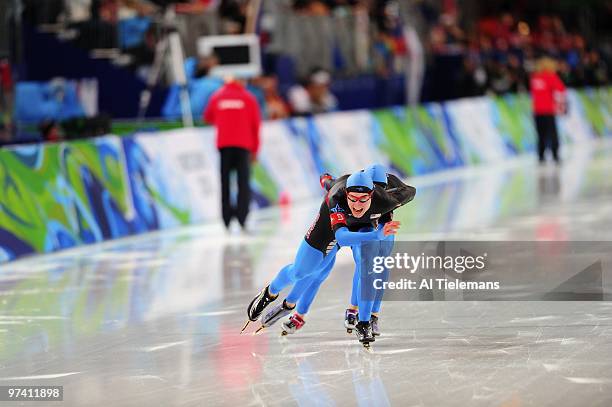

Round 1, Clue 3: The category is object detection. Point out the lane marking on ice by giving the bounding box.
[141,341,188,352]
[0,372,82,380]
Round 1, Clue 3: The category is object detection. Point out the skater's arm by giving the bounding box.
[321,173,350,192]
[335,222,399,247]
[379,211,394,226]
[385,174,416,206]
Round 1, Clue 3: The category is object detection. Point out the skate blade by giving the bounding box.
[346,329,353,334]
[254,325,266,335]
[240,320,251,334]
[362,343,373,353]
[281,330,288,336]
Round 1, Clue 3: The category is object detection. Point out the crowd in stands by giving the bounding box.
[162,54,336,121]
[20,1,612,90]
[170,5,610,119]
[4,1,610,146]
[428,11,610,99]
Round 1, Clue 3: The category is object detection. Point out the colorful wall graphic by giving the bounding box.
[1,87,610,263]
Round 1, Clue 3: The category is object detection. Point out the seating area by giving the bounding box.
[1,0,609,146]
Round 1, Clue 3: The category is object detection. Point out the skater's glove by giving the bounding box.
[320,173,334,190]
[377,221,400,239]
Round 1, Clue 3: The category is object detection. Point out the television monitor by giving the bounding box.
[197,34,261,78]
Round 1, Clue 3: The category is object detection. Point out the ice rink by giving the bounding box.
[2,141,612,406]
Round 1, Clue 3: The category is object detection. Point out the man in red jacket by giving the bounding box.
[204,77,261,230]
[530,57,567,163]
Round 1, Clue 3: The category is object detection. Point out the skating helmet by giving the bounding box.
[365,164,387,186]
[346,170,373,193]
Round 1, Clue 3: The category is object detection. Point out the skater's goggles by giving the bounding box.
[346,191,372,203]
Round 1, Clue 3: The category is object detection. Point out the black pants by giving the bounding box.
[219,147,251,228]
[534,114,559,162]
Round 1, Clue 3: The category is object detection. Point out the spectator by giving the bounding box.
[288,68,338,115]
[251,75,290,120]
[530,57,566,163]
[372,31,397,77]
[66,0,119,50]
[457,56,487,97]
[489,62,513,95]
[507,54,529,93]
[39,120,63,143]
[204,77,261,231]
[99,0,156,24]
[584,51,609,86]
[119,20,158,78]
[0,120,9,146]
[175,0,215,14]
[293,0,331,15]
[162,53,223,120]
[61,0,92,22]
[176,0,220,57]
[0,59,12,142]
[219,0,248,33]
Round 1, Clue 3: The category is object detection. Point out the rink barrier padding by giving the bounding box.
[1,87,610,263]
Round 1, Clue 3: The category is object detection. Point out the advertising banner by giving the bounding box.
[1,87,610,262]
[127,128,221,227]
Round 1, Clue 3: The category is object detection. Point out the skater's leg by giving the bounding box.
[276,249,337,335]
[349,245,361,308]
[269,240,325,296]
[341,245,361,332]
[287,245,337,306]
[370,240,390,336]
[286,275,316,305]
[349,227,373,309]
[351,238,379,345]
[357,240,379,323]
[371,268,389,314]
[263,246,337,330]
[245,241,325,329]
[295,247,337,315]
[372,236,394,314]
[358,301,375,323]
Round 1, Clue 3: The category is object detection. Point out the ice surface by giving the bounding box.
[1,142,612,406]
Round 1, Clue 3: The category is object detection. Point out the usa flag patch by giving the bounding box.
[330,213,346,226]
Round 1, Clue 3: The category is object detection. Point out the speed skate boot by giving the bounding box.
[281,313,306,336]
[255,300,294,334]
[370,315,380,336]
[344,309,358,334]
[355,320,375,348]
[242,286,277,333]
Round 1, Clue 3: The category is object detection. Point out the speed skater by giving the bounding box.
[243,165,415,347]
[288,165,414,342]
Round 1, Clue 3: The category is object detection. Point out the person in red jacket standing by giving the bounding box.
[204,77,261,230]
[530,57,567,163]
